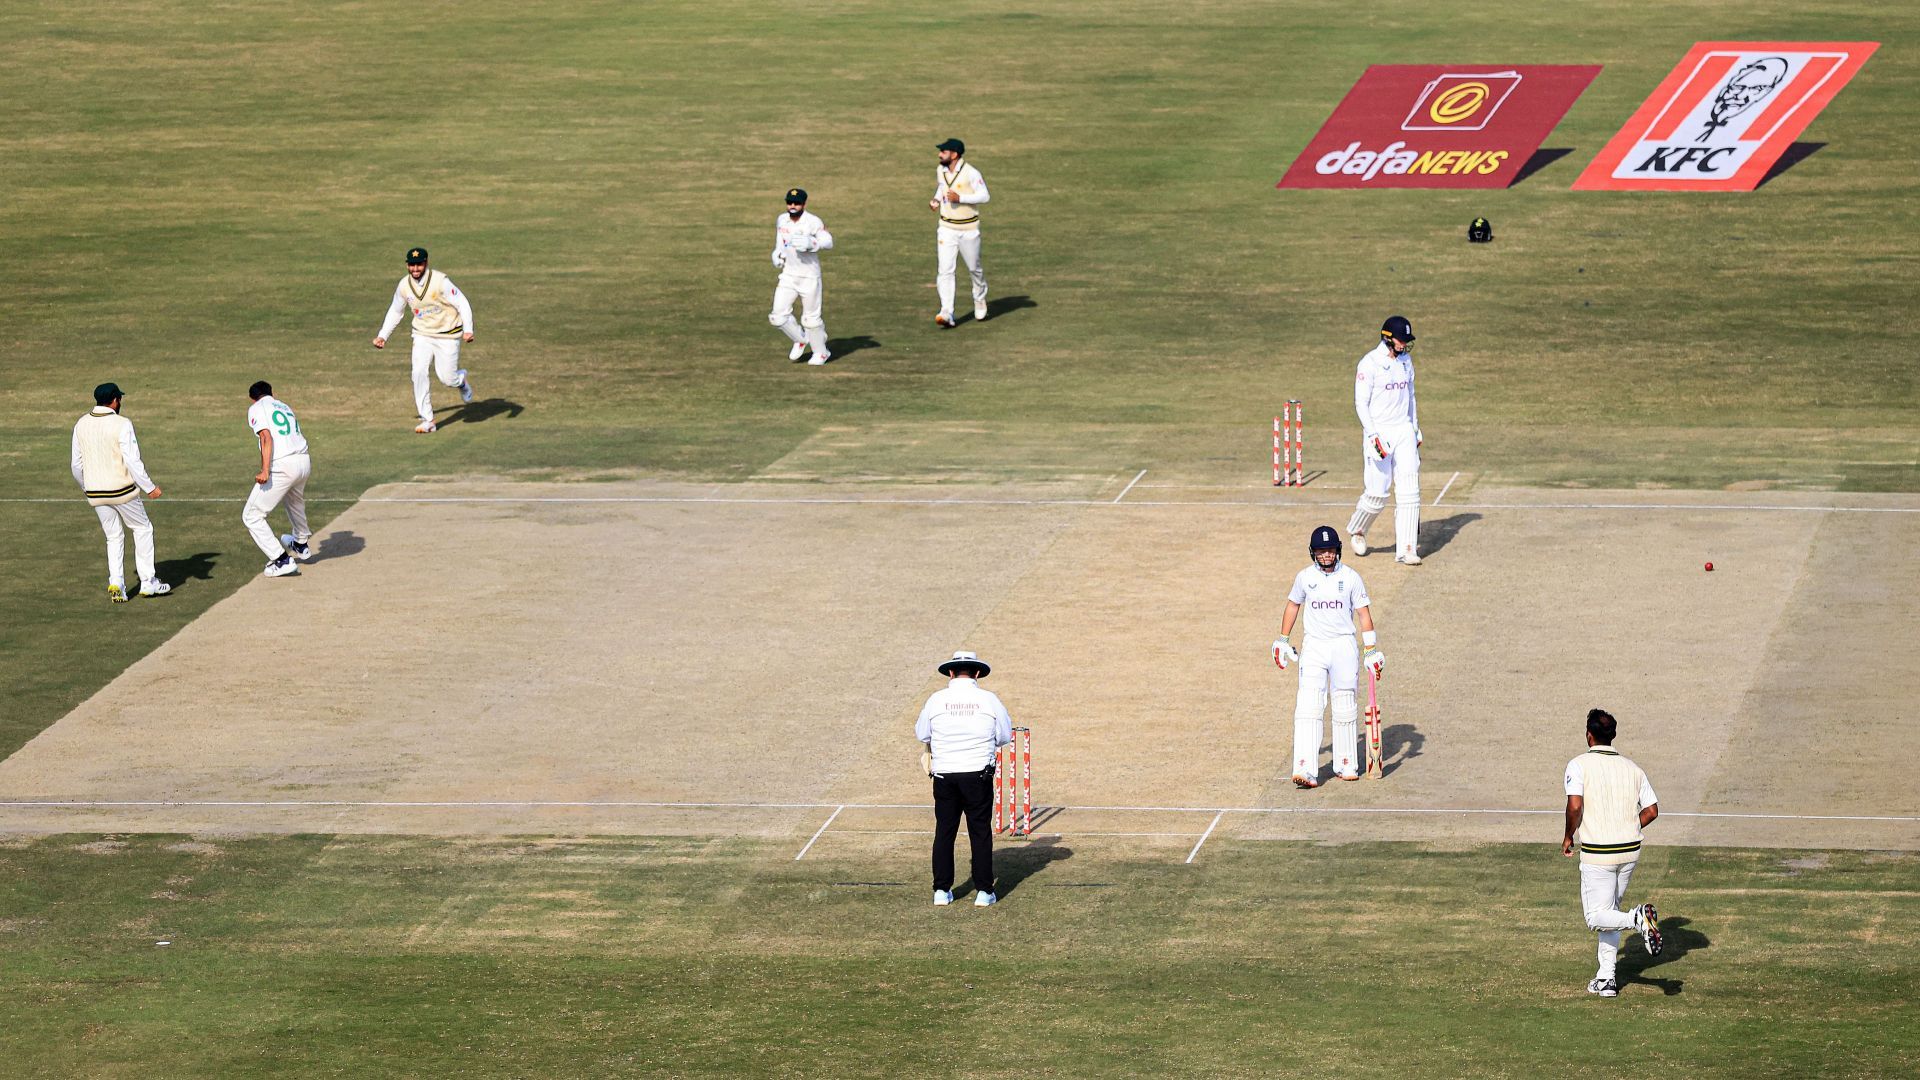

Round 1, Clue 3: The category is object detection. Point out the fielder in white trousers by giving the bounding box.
[243,454,312,559]
[94,501,158,588]
[936,227,986,320]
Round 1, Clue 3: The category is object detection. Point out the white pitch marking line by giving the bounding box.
[1,799,1914,824]
[1113,469,1148,503]
[794,804,844,861]
[1186,810,1226,863]
[1434,471,1460,506]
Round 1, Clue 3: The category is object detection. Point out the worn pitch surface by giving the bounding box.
[0,479,1913,850]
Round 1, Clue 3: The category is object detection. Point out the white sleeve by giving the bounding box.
[1354,359,1374,435]
[1563,757,1584,796]
[377,282,408,340]
[993,698,1013,747]
[1351,573,1371,611]
[1638,773,1657,808]
[1286,571,1307,605]
[959,169,989,205]
[71,424,85,487]
[1408,365,1420,430]
[119,423,156,493]
[444,278,475,333]
[915,698,937,744]
[812,226,833,252]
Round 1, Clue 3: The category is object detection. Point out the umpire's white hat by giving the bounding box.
[937,651,990,677]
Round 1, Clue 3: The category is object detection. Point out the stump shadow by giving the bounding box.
[965,835,1073,899]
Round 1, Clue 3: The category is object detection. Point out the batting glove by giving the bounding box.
[1274,640,1299,669]
[1370,434,1391,460]
[1364,648,1385,676]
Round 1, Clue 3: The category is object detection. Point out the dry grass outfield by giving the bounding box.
[0,479,1913,849]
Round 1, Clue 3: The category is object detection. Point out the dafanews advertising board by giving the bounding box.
[1573,42,1877,191]
[1278,65,1600,189]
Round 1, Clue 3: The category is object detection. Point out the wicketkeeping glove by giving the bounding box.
[788,235,814,253]
[1274,640,1299,669]
[1364,648,1385,676]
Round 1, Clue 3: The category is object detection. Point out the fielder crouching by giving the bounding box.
[915,651,1013,907]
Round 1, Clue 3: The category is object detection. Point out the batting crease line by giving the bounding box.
[793,805,843,861]
[2,800,1911,823]
[1186,810,1226,863]
[1,495,1916,513]
[1113,469,1147,503]
[1434,471,1460,506]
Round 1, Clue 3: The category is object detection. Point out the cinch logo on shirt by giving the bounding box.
[1310,599,1348,610]
[1379,379,1411,391]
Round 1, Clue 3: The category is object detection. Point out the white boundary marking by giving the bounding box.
[1186,810,1225,863]
[2,799,1910,824]
[793,804,843,860]
[1113,470,1148,503]
[1,494,1917,513]
[1434,471,1460,505]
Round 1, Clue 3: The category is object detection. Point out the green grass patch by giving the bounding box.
[1,836,1914,1076]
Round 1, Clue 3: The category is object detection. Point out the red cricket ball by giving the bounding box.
[1704,562,1714,571]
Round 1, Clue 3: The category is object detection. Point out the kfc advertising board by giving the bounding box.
[1278,65,1600,189]
[1573,42,1878,191]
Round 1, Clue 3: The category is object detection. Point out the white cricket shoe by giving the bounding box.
[414,420,437,434]
[108,583,130,603]
[973,891,997,907]
[1292,773,1319,789]
[974,302,988,322]
[1336,771,1360,782]
[934,311,955,328]
[807,353,831,366]
[1635,902,1664,956]
[281,534,314,561]
[1350,533,1368,556]
[1588,977,1618,998]
[263,555,299,578]
[1396,551,1422,565]
[138,579,171,597]
[789,341,808,361]
[932,889,953,907]
[457,371,474,403]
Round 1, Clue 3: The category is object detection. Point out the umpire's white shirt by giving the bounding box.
[916,678,1013,774]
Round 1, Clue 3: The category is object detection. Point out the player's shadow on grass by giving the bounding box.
[1510,148,1573,186]
[311,530,365,564]
[1419,512,1480,557]
[1381,723,1424,777]
[1756,142,1824,189]
[155,551,218,586]
[978,295,1036,322]
[826,335,881,359]
[437,398,525,425]
[969,834,1073,899]
[1622,916,1708,995]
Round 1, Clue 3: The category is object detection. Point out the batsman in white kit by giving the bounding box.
[373,246,476,433]
[1348,315,1424,564]
[1273,526,1385,786]
[242,381,314,578]
[769,188,835,365]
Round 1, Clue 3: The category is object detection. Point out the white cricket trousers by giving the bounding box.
[92,500,155,588]
[1291,634,1361,779]
[1356,425,1421,557]
[770,274,828,356]
[411,335,466,422]
[936,226,986,314]
[1579,860,1640,980]
[243,453,312,559]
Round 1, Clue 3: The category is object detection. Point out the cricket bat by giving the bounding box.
[1365,666,1384,778]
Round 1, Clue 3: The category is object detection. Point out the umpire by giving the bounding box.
[916,651,1013,907]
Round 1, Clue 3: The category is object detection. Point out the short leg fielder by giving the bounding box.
[93,501,156,589]
[411,337,467,424]
[242,455,313,560]
[1349,431,1420,561]
[936,227,986,319]
[1292,637,1362,782]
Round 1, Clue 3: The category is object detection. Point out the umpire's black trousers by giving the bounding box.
[931,766,995,894]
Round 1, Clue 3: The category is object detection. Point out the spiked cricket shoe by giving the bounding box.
[934,312,955,328]
[1351,533,1368,556]
[458,371,475,403]
[1396,551,1422,565]
[414,420,437,434]
[789,341,808,361]
[108,584,130,603]
[264,555,299,578]
[807,353,831,366]
[1635,902,1663,956]
[1588,978,1618,997]
[1292,773,1319,789]
[138,579,171,597]
[974,302,988,322]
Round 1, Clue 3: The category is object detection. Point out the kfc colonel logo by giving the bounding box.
[1279,65,1598,189]
[1574,42,1877,191]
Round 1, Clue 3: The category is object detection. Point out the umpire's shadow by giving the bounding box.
[1381,723,1424,777]
[1419,512,1480,557]
[1621,916,1709,996]
[964,835,1073,899]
